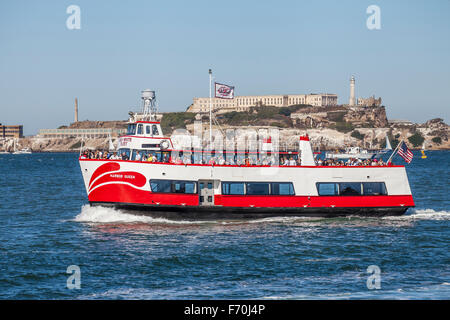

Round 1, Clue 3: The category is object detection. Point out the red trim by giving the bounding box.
[88,162,120,187]
[135,121,161,124]
[122,135,172,141]
[89,171,147,192]
[215,195,415,208]
[299,135,309,141]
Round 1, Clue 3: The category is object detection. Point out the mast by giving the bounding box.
[209,69,212,147]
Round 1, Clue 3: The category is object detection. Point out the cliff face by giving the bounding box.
[343,106,388,128]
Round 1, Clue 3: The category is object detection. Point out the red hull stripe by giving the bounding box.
[89,171,147,192]
[88,184,414,208]
[88,162,120,187]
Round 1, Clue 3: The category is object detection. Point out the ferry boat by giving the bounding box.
[325,134,393,160]
[78,90,415,219]
[13,147,32,154]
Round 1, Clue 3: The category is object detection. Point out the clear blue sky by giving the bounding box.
[1,0,449,135]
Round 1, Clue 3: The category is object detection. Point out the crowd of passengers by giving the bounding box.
[80,149,390,166]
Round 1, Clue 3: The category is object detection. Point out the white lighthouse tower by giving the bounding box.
[349,76,356,106]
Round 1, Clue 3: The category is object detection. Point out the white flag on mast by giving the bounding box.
[215,82,234,99]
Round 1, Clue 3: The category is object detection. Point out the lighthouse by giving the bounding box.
[349,76,355,106]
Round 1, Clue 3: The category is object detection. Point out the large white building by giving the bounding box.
[187,93,338,114]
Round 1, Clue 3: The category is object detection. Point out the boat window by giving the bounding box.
[126,124,136,135]
[363,182,387,196]
[150,179,197,194]
[152,125,159,136]
[137,124,144,135]
[150,180,172,193]
[222,182,245,195]
[271,182,295,195]
[246,182,270,195]
[338,182,362,196]
[317,183,339,196]
[146,125,151,135]
[173,181,196,194]
[118,148,131,160]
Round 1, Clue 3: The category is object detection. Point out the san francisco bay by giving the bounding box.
[0,151,448,299]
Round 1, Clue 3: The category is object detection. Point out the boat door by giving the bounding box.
[198,180,215,206]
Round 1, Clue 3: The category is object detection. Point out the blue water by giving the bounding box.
[0,151,448,299]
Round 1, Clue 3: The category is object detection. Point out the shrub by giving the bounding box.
[70,141,82,149]
[432,136,442,144]
[351,130,365,140]
[333,122,354,133]
[161,112,196,132]
[408,132,425,147]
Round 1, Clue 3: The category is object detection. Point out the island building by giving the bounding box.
[357,95,382,107]
[0,124,23,138]
[187,93,338,114]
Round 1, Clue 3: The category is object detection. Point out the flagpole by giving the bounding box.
[387,139,402,164]
[209,69,212,148]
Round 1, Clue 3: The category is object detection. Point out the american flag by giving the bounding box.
[397,141,413,163]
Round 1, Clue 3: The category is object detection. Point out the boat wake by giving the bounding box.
[74,205,450,226]
[384,208,450,221]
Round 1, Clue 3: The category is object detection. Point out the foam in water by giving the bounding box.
[74,204,208,225]
[384,208,450,221]
[74,204,450,226]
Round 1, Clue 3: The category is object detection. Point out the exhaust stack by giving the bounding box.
[299,135,315,166]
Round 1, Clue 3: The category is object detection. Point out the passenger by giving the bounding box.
[288,157,296,166]
[135,151,142,161]
[121,152,129,160]
[217,156,225,165]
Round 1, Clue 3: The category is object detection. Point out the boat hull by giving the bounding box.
[90,201,409,220]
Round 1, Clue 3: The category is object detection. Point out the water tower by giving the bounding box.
[141,89,157,121]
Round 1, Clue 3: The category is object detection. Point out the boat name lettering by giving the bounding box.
[109,174,135,179]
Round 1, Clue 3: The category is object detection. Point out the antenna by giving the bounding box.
[141,89,157,121]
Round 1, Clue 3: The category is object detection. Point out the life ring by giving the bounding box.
[160,140,170,150]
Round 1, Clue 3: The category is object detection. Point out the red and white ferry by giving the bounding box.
[79,90,415,219]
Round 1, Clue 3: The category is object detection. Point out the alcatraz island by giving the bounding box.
[1,77,448,153]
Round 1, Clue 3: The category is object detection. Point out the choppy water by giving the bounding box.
[0,151,448,299]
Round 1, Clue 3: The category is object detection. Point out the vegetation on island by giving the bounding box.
[408,131,425,148]
[432,136,442,144]
[160,112,196,133]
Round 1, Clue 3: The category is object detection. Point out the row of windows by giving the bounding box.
[222,182,295,196]
[148,180,387,196]
[149,179,295,196]
[127,124,160,136]
[316,182,387,196]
